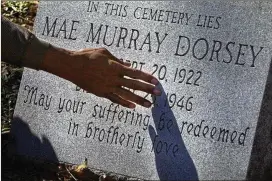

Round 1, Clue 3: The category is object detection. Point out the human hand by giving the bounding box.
[41,46,161,109]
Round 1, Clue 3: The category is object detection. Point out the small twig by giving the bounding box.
[65,165,78,181]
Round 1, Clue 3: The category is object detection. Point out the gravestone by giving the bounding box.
[12,1,272,180]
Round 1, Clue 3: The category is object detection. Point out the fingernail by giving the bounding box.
[129,104,135,109]
[151,78,159,85]
[153,88,161,96]
[144,102,151,108]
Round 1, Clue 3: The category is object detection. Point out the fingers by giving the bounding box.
[107,87,154,108]
[77,48,98,53]
[98,48,131,67]
[120,78,161,96]
[106,54,131,67]
[122,67,159,85]
[118,59,131,67]
[101,48,119,61]
[107,93,135,109]
[115,88,152,108]
[77,48,130,66]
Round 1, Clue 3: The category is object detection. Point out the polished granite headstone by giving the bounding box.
[12,1,272,180]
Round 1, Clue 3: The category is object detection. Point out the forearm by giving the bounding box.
[40,44,75,82]
[1,17,160,108]
[1,16,49,70]
[1,16,85,85]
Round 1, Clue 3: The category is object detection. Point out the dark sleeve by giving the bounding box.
[1,16,49,70]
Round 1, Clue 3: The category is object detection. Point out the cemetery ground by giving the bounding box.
[1,2,131,181]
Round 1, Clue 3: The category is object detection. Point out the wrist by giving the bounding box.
[23,36,50,70]
[41,45,74,81]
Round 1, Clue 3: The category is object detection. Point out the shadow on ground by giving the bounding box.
[2,117,59,180]
[11,117,58,161]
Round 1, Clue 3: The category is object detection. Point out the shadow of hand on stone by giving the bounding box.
[148,84,198,180]
[11,117,58,162]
